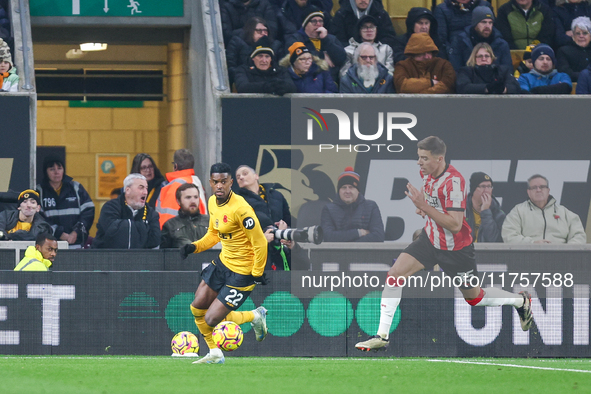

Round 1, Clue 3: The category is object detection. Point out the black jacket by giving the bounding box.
[321,193,385,242]
[160,210,209,248]
[465,194,506,242]
[329,0,397,49]
[392,7,445,63]
[557,40,591,82]
[234,61,297,95]
[276,0,333,43]
[286,28,347,80]
[220,0,278,45]
[92,194,161,249]
[456,64,521,93]
[0,209,52,240]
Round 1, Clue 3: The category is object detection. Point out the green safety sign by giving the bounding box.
[30,0,183,17]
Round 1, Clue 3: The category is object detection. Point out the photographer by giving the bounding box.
[236,165,293,270]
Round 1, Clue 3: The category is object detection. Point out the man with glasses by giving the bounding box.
[502,174,586,244]
[339,42,394,93]
[285,6,346,80]
[448,6,512,71]
[329,0,396,49]
[465,172,505,242]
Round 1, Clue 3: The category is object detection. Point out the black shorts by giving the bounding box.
[403,229,478,289]
[201,257,256,310]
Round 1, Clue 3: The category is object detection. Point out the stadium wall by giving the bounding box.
[0,95,31,193]
[0,246,589,357]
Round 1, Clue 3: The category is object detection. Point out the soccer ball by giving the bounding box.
[212,321,244,351]
[171,331,199,355]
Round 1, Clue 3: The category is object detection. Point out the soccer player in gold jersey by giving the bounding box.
[180,163,269,364]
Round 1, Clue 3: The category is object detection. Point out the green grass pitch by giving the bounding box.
[2,356,591,393]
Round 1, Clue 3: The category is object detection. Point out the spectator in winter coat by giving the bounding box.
[339,42,395,93]
[329,0,396,49]
[514,44,535,77]
[518,44,572,93]
[576,61,591,92]
[465,172,506,242]
[434,0,494,49]
[321,167,385,242]
[220,0,278,46]
[394,33,456,94]
[130,153,166,210]
[285,6,347,81]
[37,154,95,247]
[392,7,446,63]
[280,42,338,92]
[0,38,18,92]
[226,16,284,85]
[92,174,161,249]
[502,174,586,244]
[0,190,52,241]
[276,0,333,43]
[456,42,521,93]
[235,37,297,95]
[448,6,512,71]
[557,16,591,82]
[340,15,394,78]
[496,0,555,49]
[552,0,591,48]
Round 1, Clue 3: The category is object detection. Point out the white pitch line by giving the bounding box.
[428,359,591,373]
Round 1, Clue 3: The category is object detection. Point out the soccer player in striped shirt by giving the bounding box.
[355,136,533,351]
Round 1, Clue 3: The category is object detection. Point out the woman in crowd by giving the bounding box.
[456,43,521,94]
[557,16,591,82]
[130,153,165,209]
[226,16,284,85]
[280,42,338,93]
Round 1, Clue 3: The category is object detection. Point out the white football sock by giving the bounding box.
[377,283,402,340]
[477,287,524,308]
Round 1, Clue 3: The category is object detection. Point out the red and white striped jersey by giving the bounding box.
[421,164,473,250]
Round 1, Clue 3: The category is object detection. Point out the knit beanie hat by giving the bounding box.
[523,44,535,61]
[471,6,495,28]
[18,189,40,205]
[288,42,310,65]
[469,172,493,194]
[531,44,556,65]
[250,37,275,59]
[337,167,360,190]
[302,6,324,28]
[0,38,12,67]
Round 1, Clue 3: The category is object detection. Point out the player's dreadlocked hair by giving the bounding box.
[210,162,233,176]
[417,136,446,157]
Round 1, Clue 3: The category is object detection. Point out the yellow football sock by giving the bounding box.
[190,305,216,350]
[225,310,255,325]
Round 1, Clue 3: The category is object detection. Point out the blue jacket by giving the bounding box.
[339,63,395,93]
[433,0,494,46]
[321,193,385,242]
[448,26,512,71]
[286,29,347,80]
[465,194,506,242]
[576,65,591,93]
[518,68,572,93]
[286,62,338,93]
[37,175,95,244]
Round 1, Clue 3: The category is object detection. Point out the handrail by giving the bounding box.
[206,0,227,91]
[15,0,33,90]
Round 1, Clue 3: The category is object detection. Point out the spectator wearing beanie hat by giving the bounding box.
[279,41,337,92]
[518,43,572,94]
[514,44,535,78]
[465,172,505,242]
[235,36,297,95]
[0,38,18,92]
[36,154,95,246]
[285,6,347,81]
[320,166,385,242]
[0,189,52,241]
[433,0,494,49]
[448,5,512,71]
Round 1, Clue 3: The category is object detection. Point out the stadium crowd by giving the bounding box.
[225,0,591,94]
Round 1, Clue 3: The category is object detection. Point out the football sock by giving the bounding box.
[377,276,403,340]
[470,287,524,307]
[225,310,254,325]
[191,305,216,349]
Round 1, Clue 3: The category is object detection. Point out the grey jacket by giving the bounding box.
[161,210,209,248]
